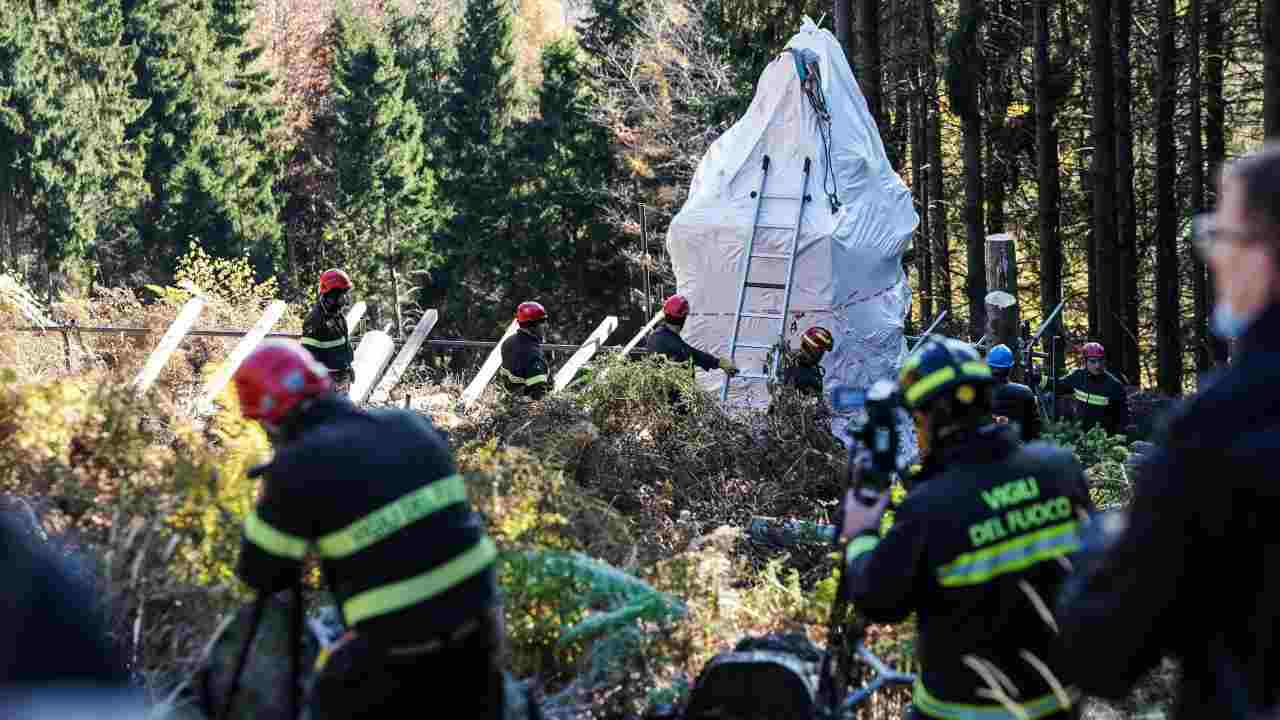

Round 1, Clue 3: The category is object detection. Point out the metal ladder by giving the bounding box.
[721,154,813,401]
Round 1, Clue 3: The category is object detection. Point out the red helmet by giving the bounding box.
[663,295,690,320]
[234,340,332,425]
[801,326,834,354]
[319,269,353,296]
[1082,342,1105,359]
[516,301,547,324]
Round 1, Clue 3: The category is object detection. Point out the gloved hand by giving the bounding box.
[718,357,740,376]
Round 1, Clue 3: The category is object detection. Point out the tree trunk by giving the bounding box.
[1156,0,1183,394]
[959,0,986,342]
[1035,0,1064,378]
[835,0,853,66]
[1189,0,1211,380]
[858,0,883,136]
[985,234,1019,367]
[386,212,404,339]
[1266,0,1280,136]
[1091,0,1119,358]
[1114,0,1139,386]
[913,40,932,323]
[1205,0,1231,366]
[925,0,951,328]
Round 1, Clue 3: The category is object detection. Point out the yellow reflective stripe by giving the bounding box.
[244,510,310,560]
[938,521,1080,587]
[914,679,1070,720]
[316,474,467,559]
[961,361,992,378]
[500,368,547,386]
[300,336,347,349]
[342,537,497,624]
[905,366,955,405]
[1073,389,1109,406]
[525,374,548,386]
[845,535,879,564]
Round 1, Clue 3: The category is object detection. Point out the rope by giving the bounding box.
[789,49,842,214]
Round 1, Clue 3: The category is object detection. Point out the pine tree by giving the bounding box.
[123,0,282,277]
[0,0,148,294]
[329,7,433,335]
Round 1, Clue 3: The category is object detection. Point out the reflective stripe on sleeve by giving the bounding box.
[341,537,498,624]
[244,510,310,560]
[845,535,880,564]
[300,336,347,349]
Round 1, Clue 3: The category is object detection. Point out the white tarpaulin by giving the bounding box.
[665,17,919,449]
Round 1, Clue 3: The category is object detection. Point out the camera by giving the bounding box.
[831,378,906,505]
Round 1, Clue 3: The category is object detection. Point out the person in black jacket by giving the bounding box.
[1056,143,1280,719]
[232,340,504,720]
[499,301,551,400]
[0,510,140,715]
[986,343,1042,442]
[839,335,1094,720]
[301,269,356,391]
[644,294,739,376]
[782,326,833,397]
[1050,343,1130,437]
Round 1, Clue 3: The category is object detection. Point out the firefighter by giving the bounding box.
[1051,342,1130,437]
[499,302,551,400]
[838,335,1094,720]
[986,343,1042,442]
[300,269,356,391]
[643,295,740,377]
[782,326,833,397]
[232,340,504,719]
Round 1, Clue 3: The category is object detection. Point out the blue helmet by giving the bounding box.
[987,344,1014,369]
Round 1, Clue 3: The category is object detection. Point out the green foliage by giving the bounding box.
[0,0,148,274]
[1043,419,1131,469]
[328,4,438,328]
[122,0,282,276]
[144,240,281,314]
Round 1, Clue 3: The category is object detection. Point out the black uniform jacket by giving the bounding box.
[499,329,550,399]
[845,425,1094,718]
[992,379,1043,442]
[236,395,498,643]
[643,325,719,371]
[301,302,354,376]
[782,359,824,396]
[1054,369,1129,436]
[1056,302,1280,718]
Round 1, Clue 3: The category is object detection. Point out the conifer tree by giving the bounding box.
[329,7,434,335]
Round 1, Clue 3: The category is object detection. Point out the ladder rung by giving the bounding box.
[735,373,771,380]
[745,282,787,290]
[741,312,784,320]
[735,342,774,350]
[757,224,797,231]
[751,252,790,260]
[762,194,804,200]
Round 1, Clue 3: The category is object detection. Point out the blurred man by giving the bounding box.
[233,340,504,719]
[987,343,1042,441]
[1056,143,1280,717]
[782,327,834,397]
[1050,342,1130,437]
[644,295,739,377]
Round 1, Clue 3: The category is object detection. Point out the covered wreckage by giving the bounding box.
[665,18,919,450]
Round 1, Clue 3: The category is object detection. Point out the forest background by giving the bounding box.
[1,0,1275,393]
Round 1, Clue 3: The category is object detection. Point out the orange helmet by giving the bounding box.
[516,301,547,325]
[318,269,352,296]
[801,326,834,354]
[234,340,332,425]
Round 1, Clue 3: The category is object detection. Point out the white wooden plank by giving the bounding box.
[345,301,367,333]
[132,297,206,393]
[460,319,520,408]
[348,330,396,405]
[368,309,438,405]
[553,316,618,394]
[195,300,286,416]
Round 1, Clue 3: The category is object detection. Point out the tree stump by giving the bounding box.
[985,233,1021,373]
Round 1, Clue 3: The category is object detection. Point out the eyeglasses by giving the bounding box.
[1192,213,1256,257]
